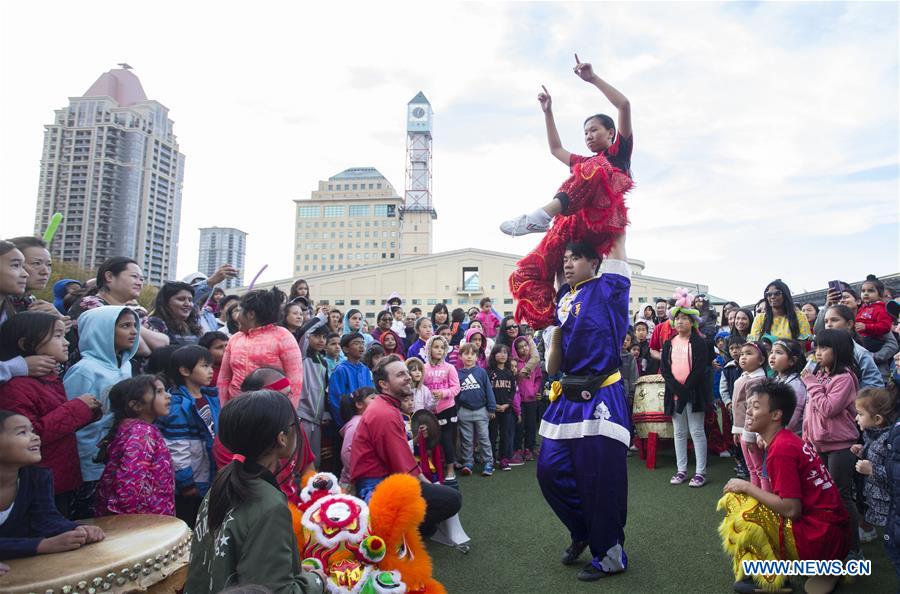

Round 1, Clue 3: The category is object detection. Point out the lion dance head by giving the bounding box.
[290,472,445,594]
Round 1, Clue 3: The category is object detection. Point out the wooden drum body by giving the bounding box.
[1,514,191,594]
[632,374,673,439]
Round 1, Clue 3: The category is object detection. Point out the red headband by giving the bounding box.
[264,377,291,392]
[232,454,245,463]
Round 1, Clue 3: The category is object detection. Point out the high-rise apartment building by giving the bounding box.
[292,168,403,276]
[198,227,246,289]
[34,66,185,284]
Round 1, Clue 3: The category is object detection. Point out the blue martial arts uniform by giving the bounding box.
[536,258,631,574]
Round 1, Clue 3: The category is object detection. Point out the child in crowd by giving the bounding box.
[328,333,374,428]
[94,375,174,516]
[632,321,658,375]
[339,387,377,491]
[63,306,140,518]
[0,313,101,515]
[0,410,105,559]
[660,307,710,488]
[391,306,407,339]
[456,343,497,477]
[158,345,220,526]
[299,325,329,465]
[437,324,456,362]
[343,309,374,347]
[488,344,517,471]
[802,328,862,557]
[856,275,893,354]
[198,331,228,388]
[362,343,385,371]
[721,380,849,594]
[423,335,461,482]
[457,327,490,370]
[768,339,807,435]
[719,335,746,406]
[619,331,638,400]
[407,358,432,413]
[852,388,894,545]
[512,335,543,463]
[324,332,345,374]
[476,297,501,338]
[731,342,768,491]
[378,328,406,360]
[185,391,325,594]
[217,288,303,409]
[406,317,434,361]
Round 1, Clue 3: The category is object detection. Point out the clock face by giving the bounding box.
[411,106,426,119]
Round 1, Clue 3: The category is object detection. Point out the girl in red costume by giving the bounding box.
[503,55,633,330]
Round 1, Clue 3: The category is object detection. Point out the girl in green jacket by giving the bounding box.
[185,390,324,594]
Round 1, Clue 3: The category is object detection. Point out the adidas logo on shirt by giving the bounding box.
[460,374,482,391]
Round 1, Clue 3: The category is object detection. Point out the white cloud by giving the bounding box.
[0,1,896,305]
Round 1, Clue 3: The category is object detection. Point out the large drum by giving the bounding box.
[632,374,673,439]
[1,514,191,594]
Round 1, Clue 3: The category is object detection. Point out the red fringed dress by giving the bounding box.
[510,135,634,329]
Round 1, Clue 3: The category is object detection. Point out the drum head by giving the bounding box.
[1,514,191,594]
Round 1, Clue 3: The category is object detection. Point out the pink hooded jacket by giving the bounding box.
[452,327,489,370]
[423,335,461,414]
[511,336,543,404]
[802,371,859,453]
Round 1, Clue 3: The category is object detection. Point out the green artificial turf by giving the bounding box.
[428,447,896,593]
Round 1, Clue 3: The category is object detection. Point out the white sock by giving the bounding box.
[530,208,552,225]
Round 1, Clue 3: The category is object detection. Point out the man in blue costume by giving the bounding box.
[536,231,631,582]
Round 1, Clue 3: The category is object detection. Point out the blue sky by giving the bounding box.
[0,1,897,304]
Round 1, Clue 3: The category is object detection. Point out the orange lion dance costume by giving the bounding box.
[510,153,633,329]
[290,472,445,594]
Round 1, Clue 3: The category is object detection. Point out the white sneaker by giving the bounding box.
[859,526,878,544]
[500,209,551,237]
[719,451,732,458]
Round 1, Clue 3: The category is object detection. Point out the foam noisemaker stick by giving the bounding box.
[247,264,268,290]
[42,213,63,244]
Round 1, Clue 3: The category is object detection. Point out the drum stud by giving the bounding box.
[120,568,130,577]
[61,587,73,594]
[115,578,126,586]
[133,563,142,573]
[102,583,111,591]
[92,578,102,587]
[142,568,151,576]
[155,553,163,563]
[77,581,88,590]
[105,573,115,582]
[87,588,96,594]
[45,590,55,594]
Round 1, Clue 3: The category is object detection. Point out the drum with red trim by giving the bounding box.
[632,374,673,439]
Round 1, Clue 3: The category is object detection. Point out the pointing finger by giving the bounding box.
[575,53,580,64]
[541,84,549,94]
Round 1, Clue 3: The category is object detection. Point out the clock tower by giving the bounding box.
[400,91,436,258]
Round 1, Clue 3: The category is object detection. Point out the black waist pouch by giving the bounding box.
[560,371,615,402]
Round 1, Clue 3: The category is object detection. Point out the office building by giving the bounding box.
[198,227,246,289]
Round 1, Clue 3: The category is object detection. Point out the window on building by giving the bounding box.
[335,299,345,306]
[638,297,646,303]
[343,184,349,190]
[304,265,309,271]
[443,299,453,305]
[351,300,360,306]
[365,312,375,319]
[324,205,345,217]
[503,298,513,305]
[365,299,376,306]
[377,183,382,189]
[412,299,421,305]
[462,267,480,291]
[426,299,437,305]
[298,206,320,218]
[349,205,369,217]
[459,299,469,305]
[352,184,357,190]
[390,253,395,258]
[328,184,333,191]
[368,183,374,189]
[374,204,388,216]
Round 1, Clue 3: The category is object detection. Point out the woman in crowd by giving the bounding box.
[146,282,204,347]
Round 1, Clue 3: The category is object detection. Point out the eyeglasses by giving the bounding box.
[505,326,518,331]
[765,290,783,298]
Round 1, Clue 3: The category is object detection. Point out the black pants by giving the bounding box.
[436,406,458,465]
[420,481,463,537]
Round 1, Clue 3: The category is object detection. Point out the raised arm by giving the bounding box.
[538,85,572,166]
[574,55,632,139]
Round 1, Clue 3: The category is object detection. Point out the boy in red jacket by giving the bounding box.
[856,275,893,353]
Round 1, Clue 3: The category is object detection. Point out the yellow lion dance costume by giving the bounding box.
[290,472,446,594]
